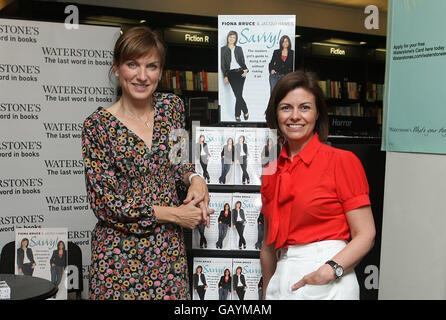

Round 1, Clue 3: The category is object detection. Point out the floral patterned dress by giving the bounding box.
[81,92,195,300]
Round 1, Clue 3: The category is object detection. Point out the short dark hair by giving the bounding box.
[226,31,238,45]
[265,70,329,142]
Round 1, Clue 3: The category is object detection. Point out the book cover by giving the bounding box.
[15,228,68,300]
[192,257,233,300]
[193,126,237,185]
[232,258,263,300]
[218,15,296,123]
[231,193,263,251]
[192,192,233,250]
[234,127,275,186]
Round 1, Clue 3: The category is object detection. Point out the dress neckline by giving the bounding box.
[98,105,157,155]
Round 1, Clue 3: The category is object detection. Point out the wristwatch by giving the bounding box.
[325,260,344,279]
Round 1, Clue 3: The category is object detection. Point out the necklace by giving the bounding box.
[121,101,153,128]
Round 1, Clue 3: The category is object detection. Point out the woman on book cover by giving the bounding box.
[193,265,207,300]
[268,35,294,93]
[219,137,234,184]
[197,223,208,249]
[216,203,231,249]
[16,238,35,276]
[233,266,247,300]
[50,241,67,290]
[261,137,277,169]
[218,268,232,300]
[196,135,211,183]
[232,201,247,249]
[235,135,250,184]
[221,30,249,122]
[255,212,265,250]
[258,276,264,300]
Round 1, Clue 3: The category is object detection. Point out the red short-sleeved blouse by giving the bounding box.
[260,133,370,249]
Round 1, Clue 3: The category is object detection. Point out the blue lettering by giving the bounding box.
[239,28,282,49]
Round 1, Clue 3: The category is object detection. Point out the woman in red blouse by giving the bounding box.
[260,71,375,300]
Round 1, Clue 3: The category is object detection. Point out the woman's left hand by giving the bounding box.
[291,264,335,291]
[183,176,214,226]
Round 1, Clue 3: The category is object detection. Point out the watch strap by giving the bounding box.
[188,172,204,184]
[325,260,343,279]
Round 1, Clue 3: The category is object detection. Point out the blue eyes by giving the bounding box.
[126,62,159,69]
[279,105,311,111]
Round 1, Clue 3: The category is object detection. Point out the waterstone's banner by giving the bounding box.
[0,18,120,298]
[218,15,295,123]
[382,0,446,154]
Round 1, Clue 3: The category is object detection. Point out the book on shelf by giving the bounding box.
[332,103,363,117]
[193,127,277,186]
[191,257,263,301]
[192,192,263,252]
[159,69,218,92]
[318,79,361,100]
[366,82,384,101]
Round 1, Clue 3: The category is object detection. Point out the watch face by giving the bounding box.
[335,266,344,277]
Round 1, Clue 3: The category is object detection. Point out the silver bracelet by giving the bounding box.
[188,172,204,185]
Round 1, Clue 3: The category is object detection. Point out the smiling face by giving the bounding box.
[113,51,162,102]
[227,34,237,45]
[277,87,319,155]
[282,37,290,49]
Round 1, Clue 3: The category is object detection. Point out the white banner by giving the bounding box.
[0,18,120,299]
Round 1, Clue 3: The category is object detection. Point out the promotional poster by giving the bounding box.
[15,228,68,299]
[382,0,446,154]
[218,15,296,123]
[193,126,236,185]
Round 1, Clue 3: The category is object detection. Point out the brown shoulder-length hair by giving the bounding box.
[112,25,166,69]
[265,70,329,142]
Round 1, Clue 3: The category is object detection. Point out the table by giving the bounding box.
[0,274,58,300]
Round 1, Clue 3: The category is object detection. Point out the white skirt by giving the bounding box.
[265,240,359,300]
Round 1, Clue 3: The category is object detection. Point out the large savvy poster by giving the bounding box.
[0,18,120,298]
[218,15,295,123]
[382,0,446,154]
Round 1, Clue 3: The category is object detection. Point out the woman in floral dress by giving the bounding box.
[81,26,212,300]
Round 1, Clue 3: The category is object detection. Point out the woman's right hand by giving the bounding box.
[224,76,229,85]
[271,69,276,75]
[174,193,206,229]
